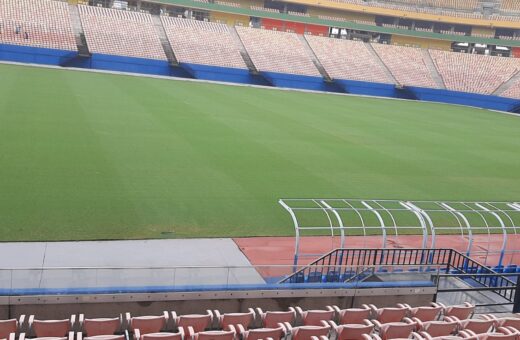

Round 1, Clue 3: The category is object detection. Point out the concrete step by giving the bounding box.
[365,42,399,86]
[229,27,259,74]
[151,15,178,66]
[68,3,90,57]
[298,34,332,82]
[423,49,446,89]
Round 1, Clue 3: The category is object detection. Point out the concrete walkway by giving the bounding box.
[0,239,265,291]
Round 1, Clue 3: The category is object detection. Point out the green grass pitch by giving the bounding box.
[0,63,519,241]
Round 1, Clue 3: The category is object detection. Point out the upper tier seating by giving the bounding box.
[235,26,321,77]
[78,5,166,60]
[0,0,76,51]
[429,50,520,95]
[370,0,479,11]
[371,44,439,88]
[500,0,520,14]
[305,36,394,84]
[161,17,247,69]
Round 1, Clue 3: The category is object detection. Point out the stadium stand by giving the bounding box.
[304,36,394,84]
[371,0,480,11]
[429,50,520,95]
[501,80,520,100]
[500,0,520,14]
[4,303,520,340]
[235,26,321,77]
[0,0,76,51]
[160,17,247,69]
[78,5,166,60]
[371,44,439,88]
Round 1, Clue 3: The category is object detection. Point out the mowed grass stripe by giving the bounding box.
[0,64,519,241]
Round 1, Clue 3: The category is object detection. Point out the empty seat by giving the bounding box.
[0,316,24,340]
[79,315,121,336]
[187,329,235,340]
[295,307,334,326]
[432,303,475,320]
[328,320,375,340]
[229,324,285,340]
[78,335,127,340]
[171,311,212,333]
[458,327,519,340]
[367,305,409,323]
[398,304,442,322]
[413,319,459,337]
[445,316,494,334]
[134,330,183,340]
[214,310,255,330]
[481,315,520,331]
[329,305,371,325]
[372,319,418,340]
[28,315,75,338]
[255,308,296,328]
[282,323,330,340]
[125,313,169,335]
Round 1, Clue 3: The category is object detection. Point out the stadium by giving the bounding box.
[1,0,520,339]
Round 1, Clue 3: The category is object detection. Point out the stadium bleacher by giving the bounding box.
[160,17,247,70]
[371,44,439,88]
[0,0,76,51]
[78,5,166,60]
[4,303,520,340]
[235,26,321,77]
[429,50,520,95]
[305,36,394,84]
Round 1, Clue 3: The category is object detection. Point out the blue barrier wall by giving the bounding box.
[261,72,331,91]
[0,44,77,66]
[180,63,271,86]
[1,45,520,113]
[89,53,172,76]
[407,87,520,113]
[336,79,401,98]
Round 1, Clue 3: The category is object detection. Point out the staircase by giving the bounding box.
[230,27,259,74]
[68,3,90,57]
[151,15,178,66]
[365,43,400,86]
[298,35,332,82]
[424,50,446,89]
[493,69,520,97]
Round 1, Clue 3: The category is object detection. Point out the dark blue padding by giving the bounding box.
[89,53,172,76]
[261,72,329,91]
[180,63,271,86]
[407,86,520,112]
[0,43,77,66]
[0,280,435,296]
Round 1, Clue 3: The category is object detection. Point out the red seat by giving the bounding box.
[481,315,520,331]
[295,307,335,326]
[458,327,519,340]
[214,310,254,331]
[372,319,417,340]
[432,303,475,320]
[445,317,494,334]
[79,315,121,336]
[29,315,75,338]
[413,319,458,337]
[125,313,169,336]
[328,320,374,340]
[329,305,371,325]
[368,305,410,324]
[187,328,235,340]
[172,311,212,333]
[0,317,24,340]
[136,331,184,340]
[255,308,296,328]
[229,324,285,340]
[283,323,330,340]
[80,335,127,340]
[399,304,442,322]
